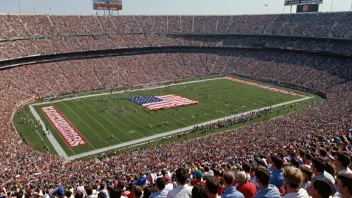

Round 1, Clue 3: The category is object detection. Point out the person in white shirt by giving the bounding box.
[299,165,312,191]
[149,178,168,198]
[334,151,352,175]
[163,176,173,192]
[166,168,192,198]
[335,173,352,198]
[282,166,309,198]
[86,186,98,198]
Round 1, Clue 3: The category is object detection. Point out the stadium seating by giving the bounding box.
[0,12,351,197]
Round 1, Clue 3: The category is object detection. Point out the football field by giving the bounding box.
[17,77,312,159]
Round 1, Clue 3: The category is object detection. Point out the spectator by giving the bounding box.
[269,155,284,189]
[205,176,220,198]
[235,171,256,198]
[163,176,174,192]
[191,185,207,198]
[97,192,105,198]
[86,186,97,198]
[308,179,333,198]
[221,171,244,198]
[253,166,280,198]
[299,165,313,191]
[133,186,143,198]
[149,178,168,198]
[166,168,192,198]
[335,173,352,198]
[311,158,335,187]
[143,186,152,198]
[334,151,352,174]
[282,166,309,198]
[191,171,204,186]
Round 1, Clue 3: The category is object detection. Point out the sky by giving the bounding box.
[0,0,351,15]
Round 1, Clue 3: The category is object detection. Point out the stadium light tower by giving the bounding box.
[264,4,269,14]
[17,0,22,14]
[33,0,36,14]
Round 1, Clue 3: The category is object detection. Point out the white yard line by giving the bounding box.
[65,96,313,161]
[28,77,312,161]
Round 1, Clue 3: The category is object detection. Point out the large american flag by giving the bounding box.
[127,94,198,111]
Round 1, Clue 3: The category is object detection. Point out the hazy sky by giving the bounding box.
[0,0,351,15]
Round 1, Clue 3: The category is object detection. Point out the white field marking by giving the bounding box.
[65,96,313,161]
[29,105,69,158]
[80,97,143,140]
[69,100,121,143]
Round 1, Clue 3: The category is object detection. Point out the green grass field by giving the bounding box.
[14,77,315,158]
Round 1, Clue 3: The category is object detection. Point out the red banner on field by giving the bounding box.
[41,105,87,148]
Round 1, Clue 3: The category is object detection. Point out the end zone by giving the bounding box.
[41,105,87,148]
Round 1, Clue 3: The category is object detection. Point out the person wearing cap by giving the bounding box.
[166,168,192,198]
[235,171,256,198]
[334,151,352,175]
[253,166,280,198]
[190,171,204,186]
[134,177,147,190]
[51,185,64,198]
[221,171,244,198]
[149,178,168,198]
[282,166,309,198]
[163,176,173,192]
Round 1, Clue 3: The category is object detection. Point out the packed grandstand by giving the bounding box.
[0,11,352,198]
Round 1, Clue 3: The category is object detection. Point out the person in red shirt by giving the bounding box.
[235,171,257,198]
[191,170,205,186]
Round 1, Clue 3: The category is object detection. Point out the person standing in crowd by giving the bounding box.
[335,173,352,198]
[191,185,207,198]
[221,171,244,198]
[167,168,192,198]
[205,176,221,198]
[163,176,174,192]
[299,165,312,191]
[150,178,168,198]
[308,179,334,198]
[191,171,205,186]
[235,171,256,198]
[253,166,281,198]
[311,158,335,186]
[334,151,352,174]
[282,166,309,198]
[86,186,98,198]
[269,155,285,190]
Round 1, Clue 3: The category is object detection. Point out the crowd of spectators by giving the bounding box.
[0,12,350,198]
[1,13,352,60]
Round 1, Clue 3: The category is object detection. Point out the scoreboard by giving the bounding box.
[284,0,323,6]
[93,0,122,11]
[297,4,319,12]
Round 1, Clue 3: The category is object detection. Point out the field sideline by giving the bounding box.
[20,77,315,160]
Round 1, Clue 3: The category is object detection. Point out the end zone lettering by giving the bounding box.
[41,105,87,148]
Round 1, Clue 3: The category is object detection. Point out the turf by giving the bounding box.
[18,78,305,156]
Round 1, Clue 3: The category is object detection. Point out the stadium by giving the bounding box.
[1,0,352,197]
